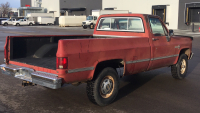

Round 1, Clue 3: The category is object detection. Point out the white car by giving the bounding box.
[1,18,17,26]
[13,19,35,26]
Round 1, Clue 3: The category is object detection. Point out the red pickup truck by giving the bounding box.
[0,14,193,106]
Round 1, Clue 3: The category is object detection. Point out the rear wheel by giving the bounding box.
[29,23,33,26]
[171,54,188,79]
[86,67,119,106]
[83,26,87,29]
[16,23,20,26]
[4,23,8,26]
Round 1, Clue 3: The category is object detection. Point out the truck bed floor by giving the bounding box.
[12,57,56,70]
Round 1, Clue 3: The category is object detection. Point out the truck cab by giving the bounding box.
[82,15,98,29]
[13,19,35,26]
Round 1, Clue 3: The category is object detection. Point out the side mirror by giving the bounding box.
[166,29,174,42]
[169,29,174,36]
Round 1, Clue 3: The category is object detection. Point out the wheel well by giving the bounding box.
[93,59,124,80]
[179,48,190,59]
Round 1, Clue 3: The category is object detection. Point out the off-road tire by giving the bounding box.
[86,67,119,106]
[171,54,188,79]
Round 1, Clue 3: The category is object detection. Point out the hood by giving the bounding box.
[83,20,93,23]
[173,35,193,40]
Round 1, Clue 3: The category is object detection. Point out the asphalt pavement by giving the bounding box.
[0,25,200,113]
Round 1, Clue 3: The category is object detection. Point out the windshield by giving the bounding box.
[6,19,11,21]
[87,16,93,20]
[18,19,23,21]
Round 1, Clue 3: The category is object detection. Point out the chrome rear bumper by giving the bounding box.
[0,64,62,89]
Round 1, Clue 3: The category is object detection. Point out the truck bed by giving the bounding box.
[12,57,56,70]
[8,35,92,70]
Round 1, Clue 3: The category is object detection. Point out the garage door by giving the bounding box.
[189,7,200,22]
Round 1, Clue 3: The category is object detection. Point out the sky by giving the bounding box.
[0,0,20,8]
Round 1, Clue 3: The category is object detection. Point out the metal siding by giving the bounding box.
[178,0,200,29]
[21,0,32,7]
[59,0,102,16]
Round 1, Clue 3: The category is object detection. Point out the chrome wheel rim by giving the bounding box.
[100,75,114,98]
[180,59,186,74]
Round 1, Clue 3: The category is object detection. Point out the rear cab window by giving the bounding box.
[97,17,144,32]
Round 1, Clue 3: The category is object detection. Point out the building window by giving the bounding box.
[152,5,166,23]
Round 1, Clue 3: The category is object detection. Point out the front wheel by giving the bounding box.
[89,24,94,29]
[16,23,20,26]
[29,23,33,26]
[86,67,119,106]
[83,26,87,29]
[171,54,188,79]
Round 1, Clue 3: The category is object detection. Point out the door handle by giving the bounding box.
[152,38,159,41]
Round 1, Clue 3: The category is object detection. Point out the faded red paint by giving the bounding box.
[5,14,192,84]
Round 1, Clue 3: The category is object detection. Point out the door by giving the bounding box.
[155,9,164,21]
[149,17,176,69]
[189,7,200,22]
[21,19,27,25]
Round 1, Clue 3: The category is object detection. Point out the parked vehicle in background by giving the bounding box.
[59,16,86,27]
[37,17,54,25]
[13,19,35,26]
[82,10,129,29]
[1,18,17,26]
[0,14,193,106]
[27,13,55,26]
[0,18,9,25]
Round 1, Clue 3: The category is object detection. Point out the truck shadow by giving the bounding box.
[115,69,169,102]
[187,48,200,75]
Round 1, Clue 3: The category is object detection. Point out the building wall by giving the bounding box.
[60,0,102,16]
[178,0,200,29]
[21,0,32,7]
[41,0,60,17]
[103,0,179,29]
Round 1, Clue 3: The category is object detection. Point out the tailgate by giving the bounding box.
[4,36,9,64]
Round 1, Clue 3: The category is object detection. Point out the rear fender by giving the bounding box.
[91,59,125,80]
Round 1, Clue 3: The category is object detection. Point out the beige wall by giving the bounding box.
[41,0,60,17]
[103,0,179,29]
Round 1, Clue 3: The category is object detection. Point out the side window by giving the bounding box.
[149,18,167,36]
[98,18,111,29]
[24,20,26,21]
[94,16,97,20]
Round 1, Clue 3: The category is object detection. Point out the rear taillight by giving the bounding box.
[4,49,6,59]
[56,57,68,69]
